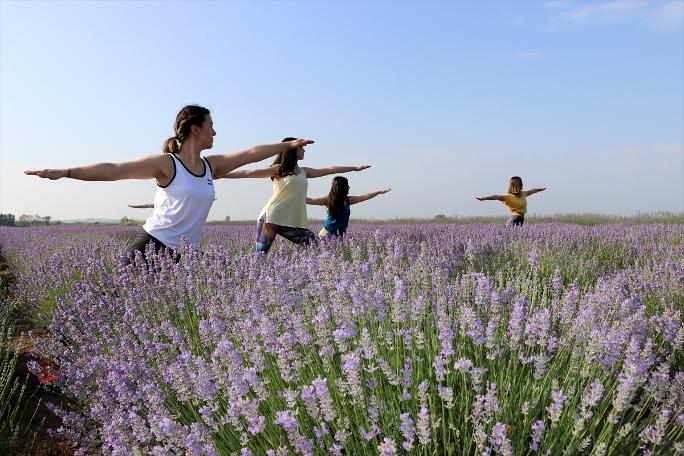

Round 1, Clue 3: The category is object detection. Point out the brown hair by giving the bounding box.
[326,176,350,219]
[271,137,299,180]
[508,176,523,195]
[162,105,211,154]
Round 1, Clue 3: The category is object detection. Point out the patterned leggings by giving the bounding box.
[256,216,317,253]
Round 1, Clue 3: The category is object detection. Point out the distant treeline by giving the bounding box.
[2,212,683,228]
[0,213,57,227]
[213,212,684,227]
[343,212,684,227]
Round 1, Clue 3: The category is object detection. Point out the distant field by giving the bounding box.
[72,212,684,227]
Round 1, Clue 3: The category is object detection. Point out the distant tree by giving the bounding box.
[0,213,15,226]
[225,215,231,222]
[17,214,53,227]
[434,214,447,221]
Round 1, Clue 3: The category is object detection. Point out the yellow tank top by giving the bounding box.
[502,192,527,215]
[259,168,308,228]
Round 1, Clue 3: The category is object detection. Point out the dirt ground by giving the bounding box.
[10,325,77,456]
[2,255,76,455]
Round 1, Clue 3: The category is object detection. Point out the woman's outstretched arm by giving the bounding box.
[206,139,314,177]
[221,165,280,179]
[303,165,370,179]
[128,197,217,208]
[476,195,505,201]
[524,187,547,197]
[25,154,172,182]
[349,188,391,205]
[306,196,328,206]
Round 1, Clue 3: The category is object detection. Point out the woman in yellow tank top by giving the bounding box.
[476,176,546,226]
[223,137,370,252]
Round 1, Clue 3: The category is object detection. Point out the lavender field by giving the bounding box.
[1,223,683,455]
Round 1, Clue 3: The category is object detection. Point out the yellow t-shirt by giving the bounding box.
[502,192,527,215]
[258,169,308,228]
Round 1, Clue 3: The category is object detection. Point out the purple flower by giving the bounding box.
[399,412,415,450]
[454,357,473,372]
[530,420,545,451]
[432,355,447,381]
[274,410,298,431]
[547,389,567,425]
[378,437,397,455]
[491,422,512,456]
[417,407,431,445]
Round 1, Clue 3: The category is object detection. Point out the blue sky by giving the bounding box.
[1,0,682,220]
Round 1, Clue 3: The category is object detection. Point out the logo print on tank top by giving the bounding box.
[207,178,213,186]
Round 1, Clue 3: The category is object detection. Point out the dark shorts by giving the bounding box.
[124,230,177,265]
[506,215,525,226]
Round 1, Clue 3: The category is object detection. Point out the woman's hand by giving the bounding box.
[476,195,504,201]
[24,169,69,180]
[207,139,314,177]
[355,165,371,171]
[380,188,391,194]
[288,139,314,149]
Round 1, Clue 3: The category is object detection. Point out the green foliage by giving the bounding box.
[0,214,15,227]
[0,304,37,454]
[16,215,52,227]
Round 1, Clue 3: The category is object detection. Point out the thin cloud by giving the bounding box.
[545,0,683,31]
[597,145,684,163]
[646,1,684,31]
[515,51,543,61]
[557,0,647,26]
[543,1,573,9]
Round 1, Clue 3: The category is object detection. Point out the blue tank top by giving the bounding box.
[323,201,351,236]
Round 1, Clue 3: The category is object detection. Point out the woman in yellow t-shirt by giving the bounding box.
[476,176,546,226]
[223,137,370,252]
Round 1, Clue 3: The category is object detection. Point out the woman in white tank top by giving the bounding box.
[25,105,314,263]
[222,137,370,253]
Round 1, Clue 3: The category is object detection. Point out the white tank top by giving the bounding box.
[143,154,215,250]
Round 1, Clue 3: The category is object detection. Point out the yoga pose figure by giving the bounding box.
[25,105,313,261]
[223,138,369,252]
[307,176,390,239]
[476,176,546,226]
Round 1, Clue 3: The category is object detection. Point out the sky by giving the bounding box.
[1,0,683,221]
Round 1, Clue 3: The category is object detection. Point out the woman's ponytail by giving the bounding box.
[161,105,211,154]
[163,136,180,154]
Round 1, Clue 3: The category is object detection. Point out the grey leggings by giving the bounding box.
[125,230,177,265]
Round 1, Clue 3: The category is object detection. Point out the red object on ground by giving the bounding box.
[37,359,59,384]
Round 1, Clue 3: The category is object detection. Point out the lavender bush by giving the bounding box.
[0,302,34,453]
[1,223,683,455]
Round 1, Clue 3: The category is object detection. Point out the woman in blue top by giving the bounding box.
[307,176,391,239]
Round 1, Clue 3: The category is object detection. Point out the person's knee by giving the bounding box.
[125,243,145,265]
[124,247,145,267]
[304,233,317,246]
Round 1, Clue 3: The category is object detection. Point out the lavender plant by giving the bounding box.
[0,304,33,453]
[1,223,683,455]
